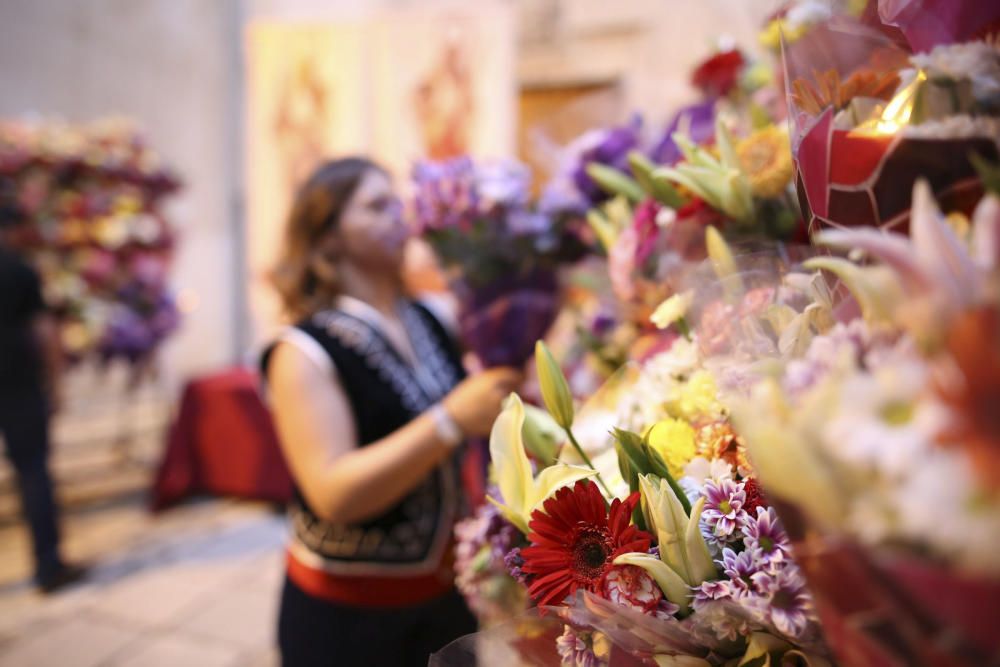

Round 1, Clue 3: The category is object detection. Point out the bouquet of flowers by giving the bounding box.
[577,113,803,333]
[721,181,1000,665]
[445,273,834,665]
[0,118,182,370]
[782,8,1000,234]
[410,156,588,368]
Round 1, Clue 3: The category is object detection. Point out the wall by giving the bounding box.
[0,0,782,391]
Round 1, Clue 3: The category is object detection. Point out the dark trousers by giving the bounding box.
[0,388,61,581]
[278,576,478,667]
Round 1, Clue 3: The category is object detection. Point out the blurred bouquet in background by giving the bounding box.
[0,117,182,374]
[577,112,803,337]
[782,3,1000,234]
[446,269,834,664]
[410,156,589,368]
[715,180,1000,666]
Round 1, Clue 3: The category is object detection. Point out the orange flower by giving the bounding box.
[934,306,1000,491]
[791,69,900,116]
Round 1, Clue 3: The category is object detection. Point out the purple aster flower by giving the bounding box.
[702,479,748,538]
[749,567,814,640]
[650,100,716,166]
[555,625,608,667]
[721,547,764,595]
[475,159,531,209]
[541,115,642,210]
[693,578,734,606]
[503,546,528,586]
[409,157,480,232]
[570,118,642,204]
[740,507,792,565]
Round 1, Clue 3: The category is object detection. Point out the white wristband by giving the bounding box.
[430,403,464,449]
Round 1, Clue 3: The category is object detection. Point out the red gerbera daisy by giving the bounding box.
[520,480,653,608]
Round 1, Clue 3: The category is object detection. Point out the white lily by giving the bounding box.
[486,394,596,534]
[639,475,716,587]
[612,475,717,613]
[651,291,693,330]
[813,180,1000,343]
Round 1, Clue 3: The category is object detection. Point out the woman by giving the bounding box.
[264,157,521,665]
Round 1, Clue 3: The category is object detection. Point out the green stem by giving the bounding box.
[566,426,613,496]
[676,317,692,342]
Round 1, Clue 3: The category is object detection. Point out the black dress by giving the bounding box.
[262,297,477,667]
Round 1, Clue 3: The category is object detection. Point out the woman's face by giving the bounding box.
[325,168,409,269]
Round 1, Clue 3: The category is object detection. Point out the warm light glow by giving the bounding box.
[177,288,200,314]
[853,70,926,136]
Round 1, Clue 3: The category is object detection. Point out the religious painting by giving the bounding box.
[245,23,368,345]
[370,2,517,179]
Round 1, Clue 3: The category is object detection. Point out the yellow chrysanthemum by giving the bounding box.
[758,19,809,52]
[667,370,723,422]
[946,212,971,240]
[646,418,697,479]
[736,126,794,199]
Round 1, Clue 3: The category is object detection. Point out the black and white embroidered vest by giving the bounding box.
[263,299,466,576]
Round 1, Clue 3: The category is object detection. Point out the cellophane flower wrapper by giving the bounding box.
[430,605,657,667]
[699,191,1000,665]
[676,241,833,379]
[782,16,1000,234]
[878,0,1000,53]
[0,118,182,370]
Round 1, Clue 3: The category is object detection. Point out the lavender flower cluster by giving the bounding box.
[539,117,643,215]
[453,494,528,623]
[409,157,531,234]
[693,479,816,643]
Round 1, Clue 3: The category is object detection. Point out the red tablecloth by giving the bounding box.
[151,367,294,511]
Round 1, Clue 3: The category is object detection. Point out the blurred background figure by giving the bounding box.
[264,157,521,666]
[0,189,85,594]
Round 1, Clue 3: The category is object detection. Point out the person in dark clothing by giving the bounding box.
[264,158,522,665]
[0,198,85,593]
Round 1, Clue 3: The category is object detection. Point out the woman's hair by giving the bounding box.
[272,157,385,319]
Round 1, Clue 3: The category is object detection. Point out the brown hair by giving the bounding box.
[272,157,385,319]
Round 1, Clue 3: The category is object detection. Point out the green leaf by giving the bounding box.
[628,151,685,208]
[971,152,1000,197]
[640,437,692,516]
[586,162,645,203]
[614,440,639,492]
[586,209,617,253]
[612,428,649,475]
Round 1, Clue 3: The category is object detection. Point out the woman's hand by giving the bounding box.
[442,367,524,438]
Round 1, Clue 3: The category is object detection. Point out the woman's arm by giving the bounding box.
[268,341,455,524]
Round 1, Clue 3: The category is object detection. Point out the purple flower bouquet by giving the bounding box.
[411,157,588,368]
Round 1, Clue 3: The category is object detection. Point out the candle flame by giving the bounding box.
[853,70,926,136]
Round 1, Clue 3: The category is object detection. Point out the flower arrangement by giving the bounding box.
[580,114,802,330]
[717,181,1000,665]
[0,118,182,369]
[410,156,588,369]
[448,276,832,664]
[782,11,1000,234]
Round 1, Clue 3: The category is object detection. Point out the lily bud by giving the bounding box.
[534,341,575,430]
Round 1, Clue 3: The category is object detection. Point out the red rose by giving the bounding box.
[691,49,746,98]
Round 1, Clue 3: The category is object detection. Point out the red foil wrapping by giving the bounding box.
[795,107,998,234]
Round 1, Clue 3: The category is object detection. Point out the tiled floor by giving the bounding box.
[0,365,286,667]
[0,498,286,667]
